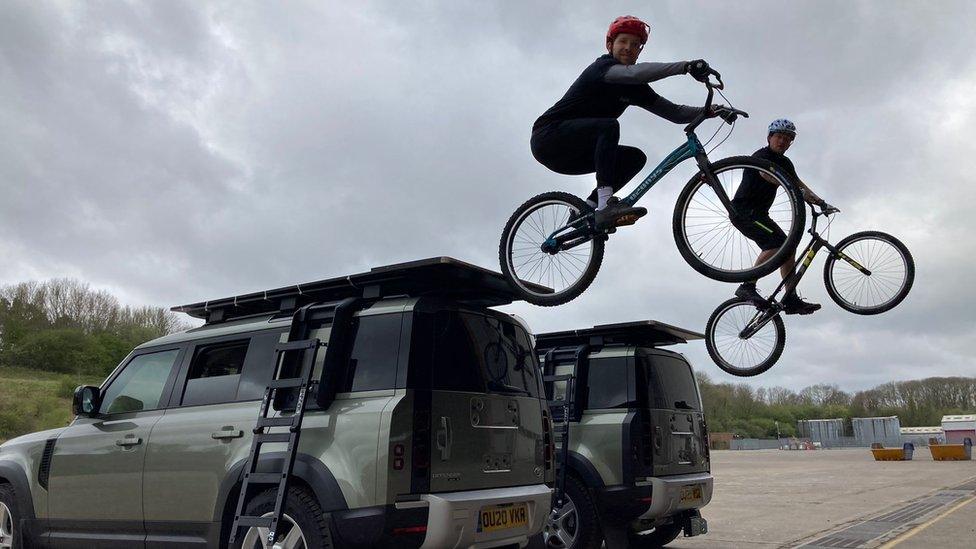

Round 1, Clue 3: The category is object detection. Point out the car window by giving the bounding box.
[340,314,401,392]
[99,349,181,414]
[181,340,249,406]
[639,352,701,411]
[586,356,631,409]
[409,310,540,397]
[236,332,285,401]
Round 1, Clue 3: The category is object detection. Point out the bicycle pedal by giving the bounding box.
[614,214,641,227]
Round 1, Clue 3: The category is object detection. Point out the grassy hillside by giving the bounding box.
[0,367,104,441]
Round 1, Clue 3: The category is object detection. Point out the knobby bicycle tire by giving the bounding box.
[705,297,786,377]
[823,231,915,315]
[673,156,806,283]
[499,191,604,306]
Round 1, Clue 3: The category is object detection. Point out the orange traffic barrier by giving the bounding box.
[870,442,914,461]
[928,437,972,461]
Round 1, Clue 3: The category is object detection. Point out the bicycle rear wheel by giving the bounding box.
[673,156,806,282]
[499,191,604,306]
[705,297,786,377]
[823,231,914,315]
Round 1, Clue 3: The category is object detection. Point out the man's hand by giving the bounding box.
[711,105,737,124]
[686,59,710,81]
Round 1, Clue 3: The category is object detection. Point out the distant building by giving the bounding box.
[941,415,976,444]
[852,416,902,446]
[797,418,845,443]
[899,426,944,446]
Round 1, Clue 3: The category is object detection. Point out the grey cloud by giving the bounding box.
[1,0,973,391]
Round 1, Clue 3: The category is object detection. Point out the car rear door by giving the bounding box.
[637,350,709,477]
[409,310,546,493]
[142,330,282,548]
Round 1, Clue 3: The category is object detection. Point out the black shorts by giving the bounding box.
[731,211,787,251]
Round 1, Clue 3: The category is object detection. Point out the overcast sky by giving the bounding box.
[2,1,974,392]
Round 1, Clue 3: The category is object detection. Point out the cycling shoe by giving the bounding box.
[595,198,647,230]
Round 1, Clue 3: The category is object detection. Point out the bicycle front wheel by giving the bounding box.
[499,191,604,306]
[705,297,786,377]
[823,231,915,315]
[673,156,805,282]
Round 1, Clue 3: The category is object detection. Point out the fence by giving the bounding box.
[730,438,791,450]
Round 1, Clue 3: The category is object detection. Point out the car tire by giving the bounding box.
[228,485,332,549]
[627,521,683,548]
[543,475,601,549]
[0,483,24,549]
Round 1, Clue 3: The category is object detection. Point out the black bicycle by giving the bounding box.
[499,69,807,306]
[705,204,915,376]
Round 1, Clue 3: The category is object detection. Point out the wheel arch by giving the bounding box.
[0,461,40,546]
[215,452,348,545]
[564,450,606,491]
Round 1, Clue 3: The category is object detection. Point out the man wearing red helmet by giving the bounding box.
[531,16,724,229]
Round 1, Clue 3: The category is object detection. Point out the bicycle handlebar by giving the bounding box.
[683,69,748,135]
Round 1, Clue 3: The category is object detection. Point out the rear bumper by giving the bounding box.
[421,484,551,548]
[332,485,551,549]
[632,472,713,524]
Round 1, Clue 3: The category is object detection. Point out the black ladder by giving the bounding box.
[541,344,590,510]
[228,333,324,546]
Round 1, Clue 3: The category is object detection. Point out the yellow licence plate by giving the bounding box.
[478,503,529,533]
[680,484,703,503]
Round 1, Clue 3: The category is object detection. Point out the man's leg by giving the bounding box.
[585,145,647,207]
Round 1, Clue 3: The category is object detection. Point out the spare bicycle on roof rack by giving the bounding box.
[705,204,915,376]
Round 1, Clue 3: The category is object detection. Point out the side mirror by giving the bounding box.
[72,385,101,417]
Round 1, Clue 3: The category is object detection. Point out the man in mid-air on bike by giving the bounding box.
[531,15,732,229]
[732,119,830,315]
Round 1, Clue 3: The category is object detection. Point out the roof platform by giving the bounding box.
[172,257,547,324]
[535,320,704,350]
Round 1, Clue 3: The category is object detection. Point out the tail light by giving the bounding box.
[393,443,405,470]
[393,525,428,535]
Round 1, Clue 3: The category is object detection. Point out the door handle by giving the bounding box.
[211,428,244,440]
[435,417,452,461]
[115,437,142,447]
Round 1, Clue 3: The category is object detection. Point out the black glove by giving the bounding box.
[686,59,710,81]
[712,105,737,124]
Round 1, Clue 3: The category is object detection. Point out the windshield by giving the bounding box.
[638,351,701,411]
[408,310,541,397]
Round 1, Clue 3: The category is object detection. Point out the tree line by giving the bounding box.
[0,278,189,376]
[696,372,976,438]
[1,278,972,437]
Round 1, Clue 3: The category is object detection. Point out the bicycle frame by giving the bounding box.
[738,207,872,338]
[619,133,705,207]
[542,131,736,252]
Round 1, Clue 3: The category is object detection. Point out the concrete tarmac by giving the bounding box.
[668,448,976,548]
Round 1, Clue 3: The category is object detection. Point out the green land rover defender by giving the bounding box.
[0,258,553,548]
[535,321,712,549]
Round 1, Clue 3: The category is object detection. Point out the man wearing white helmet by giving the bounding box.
[732,119,828,315]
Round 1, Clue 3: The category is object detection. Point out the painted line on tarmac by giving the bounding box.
[797,476,976,549]
[876,495,975,548]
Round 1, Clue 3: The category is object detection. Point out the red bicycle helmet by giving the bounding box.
[606,16,649,45]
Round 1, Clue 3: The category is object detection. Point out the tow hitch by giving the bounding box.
[683,510,708,537]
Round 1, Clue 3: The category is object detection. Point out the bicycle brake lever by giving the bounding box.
[709,69,724,90]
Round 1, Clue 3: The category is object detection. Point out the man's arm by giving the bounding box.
[635,92,703,124]
[604,61,687,84]
[758,172,825,205]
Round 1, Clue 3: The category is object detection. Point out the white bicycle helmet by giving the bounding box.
[768,118,796,137]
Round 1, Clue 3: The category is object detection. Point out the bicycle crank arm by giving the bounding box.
[738,309,779,339]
